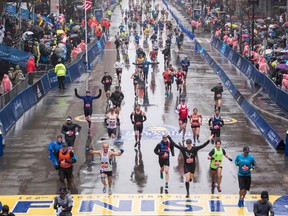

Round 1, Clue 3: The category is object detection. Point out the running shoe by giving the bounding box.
[197,138,200,143]
[217,186,222,192]
[108,188,112,195]
[211,182,215,187]
[160,172,163,179]
[238,200,244,207]
[103,186,107,193]
[211,140,214,145]
[178,129,182,133]
[185,193,190,198]
[165,182,168,189]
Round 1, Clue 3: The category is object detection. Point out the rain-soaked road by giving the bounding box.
[1,0,288,206]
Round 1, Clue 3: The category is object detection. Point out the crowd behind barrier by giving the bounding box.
[0,33,108,138]
[211,36,288,112]
[162,0,285,149]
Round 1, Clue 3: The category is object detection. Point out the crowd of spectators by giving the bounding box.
[0,5,111,96]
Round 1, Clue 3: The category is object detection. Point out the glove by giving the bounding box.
[74,88,77,92]
[228,158,233,162]
[250,167,255,171]
[55,165,59,170]
[66,131,70,135]
[86,147,91,152]
[99,89,102,93]
[120,149,124,153]
[211,157,215,160]
[131,121,135,124]
[75,132,79,136]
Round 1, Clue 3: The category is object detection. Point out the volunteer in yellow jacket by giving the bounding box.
[208,140,232,192]
[55,60,67,90]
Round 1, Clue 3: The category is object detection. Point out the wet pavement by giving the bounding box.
[0,0,288,203]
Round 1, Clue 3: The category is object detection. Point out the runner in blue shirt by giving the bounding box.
[235,146,256,208]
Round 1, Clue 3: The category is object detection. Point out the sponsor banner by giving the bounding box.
[0,194,287,215]
[32,80,45,103]
[41,74,51,95]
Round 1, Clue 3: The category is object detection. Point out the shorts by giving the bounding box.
[176,80,183,85]
[59,166,73,182]
[184,164,196,174]
[211,129,221,137]
[84,108,92,117]
[165,81,171,86]
[116,69,122,75]
[179,118,187,124]
[191,125,200,129]
[238,176,251,191]
[100,170,113,177]
[210,166,222,171]
[66,139,75,147]
[159,159,170,167]
[104,84,111,92]
[182,68,188,72]
[134,124,143,133]
[107,128,117,137]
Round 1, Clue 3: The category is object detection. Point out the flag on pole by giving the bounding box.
[82,0,92,10]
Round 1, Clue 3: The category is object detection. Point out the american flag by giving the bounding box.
[82,0,92,10]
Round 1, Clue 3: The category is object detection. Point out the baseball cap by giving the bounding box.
[261,191,269,199]
[62,142,68,147]
[66,116,72,121]
[243,146,250,152]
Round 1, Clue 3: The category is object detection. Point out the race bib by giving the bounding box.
[186,158,193,163]
[136,121,142,125]
[101,163,108,168]
[117,68,122,71]
[214,161,221,166]
[242,165,249,171]
[68,131,74,136]
[134,80,138,84]
[85,103,91,108]
[105,80,110,83]
[214,125,220,129]
[109,120,116,127]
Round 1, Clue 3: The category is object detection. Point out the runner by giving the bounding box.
[61,116,81,148]
[154,134,175,190]
[56,143,77,190]
[130,104,147,148]
[101,72,113,100]
[208,109,224,144]
[162,67,172,96]
[177,98,189,142]
[110,86,124,113]
[54,188,73,216]
[131,69,141,96]
[175,67,184,94]
[181,56,190,73]
[48,135,65,169]
[208,140,233,192]
[211,83,223,111]
[167,134,214,198]
[114,59,124,85]
[235,146,256,207]
[190,108,202,145]
[104,107,120,138]
[74,88,102,131]
[88,143,124,195]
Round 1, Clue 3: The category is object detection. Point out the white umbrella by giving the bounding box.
[22,31,34,40]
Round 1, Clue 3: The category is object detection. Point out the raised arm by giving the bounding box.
[74,88,82,99]
[167,135,183,150]
[94,89,102,99]
[195,135,214,151]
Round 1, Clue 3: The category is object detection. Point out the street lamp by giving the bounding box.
[249,0,259,51]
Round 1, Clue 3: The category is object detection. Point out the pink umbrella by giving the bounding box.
[191,20,196,26]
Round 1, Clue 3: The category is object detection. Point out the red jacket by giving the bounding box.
[26,57,36,73]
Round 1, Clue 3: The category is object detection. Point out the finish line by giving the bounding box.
[1,194,287,215]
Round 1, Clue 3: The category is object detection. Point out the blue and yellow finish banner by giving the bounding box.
[1,194,288,215]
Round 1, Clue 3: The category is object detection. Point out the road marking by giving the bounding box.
[75,114,105,122]
[3,194,288,215]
